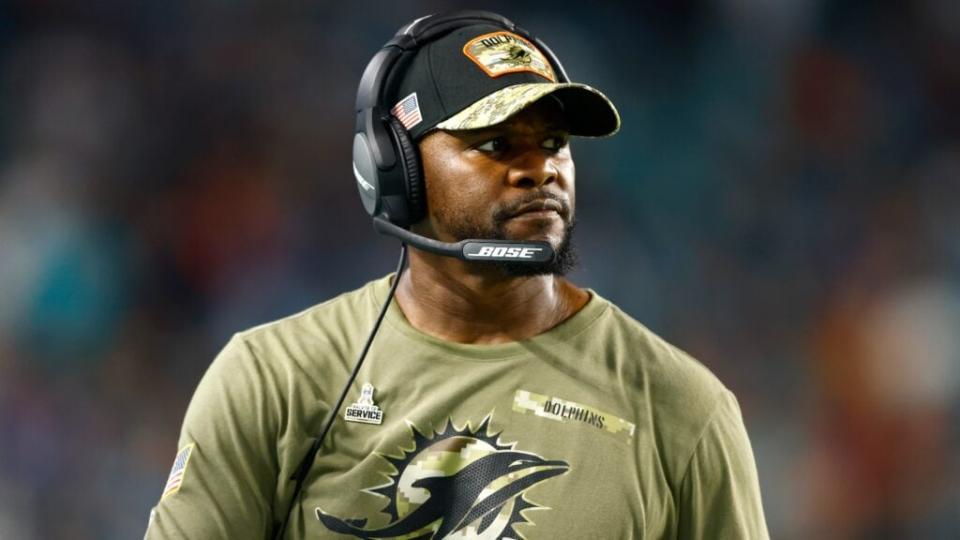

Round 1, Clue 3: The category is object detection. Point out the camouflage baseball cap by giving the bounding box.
[384,23,620,140]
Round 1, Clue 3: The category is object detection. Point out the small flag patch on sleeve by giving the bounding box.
[161,443,195,500]
[390,92,423,130]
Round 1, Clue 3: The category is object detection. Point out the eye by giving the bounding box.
[542,135,569,151]
[475,137,506,153]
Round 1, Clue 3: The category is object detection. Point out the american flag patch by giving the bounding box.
[161,443,194,500]
[390,92,423,130]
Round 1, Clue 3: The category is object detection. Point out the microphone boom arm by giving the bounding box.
[373,216,554,263]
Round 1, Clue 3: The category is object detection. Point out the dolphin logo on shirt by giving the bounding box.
[315,417,570,539]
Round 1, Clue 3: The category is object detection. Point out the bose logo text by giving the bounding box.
[471,246,543,259]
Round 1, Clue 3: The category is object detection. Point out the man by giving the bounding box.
[146,12,768,539]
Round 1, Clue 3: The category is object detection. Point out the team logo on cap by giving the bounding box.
[462,31,556,82]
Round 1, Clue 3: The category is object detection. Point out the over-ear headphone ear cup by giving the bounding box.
[386,115,425,224]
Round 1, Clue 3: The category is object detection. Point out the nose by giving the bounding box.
[506,150,558,189]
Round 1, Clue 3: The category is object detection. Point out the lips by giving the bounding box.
[511,198,564,218]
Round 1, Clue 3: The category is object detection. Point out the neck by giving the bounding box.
[394,248,590,345]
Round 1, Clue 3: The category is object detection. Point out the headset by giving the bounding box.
[272,11,570,539]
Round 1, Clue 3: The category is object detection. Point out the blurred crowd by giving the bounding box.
[1,1,958,538]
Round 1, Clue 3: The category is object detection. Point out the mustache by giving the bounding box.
[492,191,571,223]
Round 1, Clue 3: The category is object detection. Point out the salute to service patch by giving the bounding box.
[462,31,557,82]
[344,382,384,425]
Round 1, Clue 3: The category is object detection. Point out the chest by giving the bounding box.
[290,373,673,539]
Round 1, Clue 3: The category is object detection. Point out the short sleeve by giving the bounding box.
[145,335,282,539]
[676,390,769,539]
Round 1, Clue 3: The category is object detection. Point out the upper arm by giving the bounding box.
[676,391,769,540]
[145,335,282,539]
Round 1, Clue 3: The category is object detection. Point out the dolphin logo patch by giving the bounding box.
[316,416,569,539]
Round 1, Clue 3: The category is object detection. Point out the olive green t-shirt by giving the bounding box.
[145,275,768,539]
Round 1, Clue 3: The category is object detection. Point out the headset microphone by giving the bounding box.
[372,216,554,263]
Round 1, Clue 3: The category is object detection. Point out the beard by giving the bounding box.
[433,192,579,277]
[492,219,578,277]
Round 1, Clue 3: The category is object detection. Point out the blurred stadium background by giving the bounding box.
[1,0,959,538]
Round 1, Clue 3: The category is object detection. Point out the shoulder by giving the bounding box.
[193,275,388,403]
[591,294,728,407]
[184,276,390,431]
[591,294,733,482]
[233,275,389,362]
